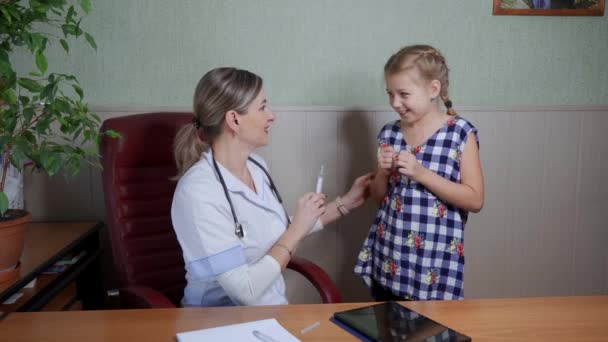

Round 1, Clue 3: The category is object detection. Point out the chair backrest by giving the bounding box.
[100,112,191,306]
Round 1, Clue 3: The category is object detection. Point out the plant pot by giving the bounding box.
[0,210,32,284]
[0,262,21,284]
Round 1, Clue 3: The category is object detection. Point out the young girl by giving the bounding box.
[354,45,484,301]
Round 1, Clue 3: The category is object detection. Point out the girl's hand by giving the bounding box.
[396,150,425,180]
[377,143,396,174]
[341,172,374,210]
[292,192,326,236]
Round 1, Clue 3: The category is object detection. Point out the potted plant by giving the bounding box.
[0,0,117,283]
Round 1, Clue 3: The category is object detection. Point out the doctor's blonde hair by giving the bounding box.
[173,67,263,178]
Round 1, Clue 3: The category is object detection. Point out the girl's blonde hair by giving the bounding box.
[384,45,456,116]
[173,67,263,178]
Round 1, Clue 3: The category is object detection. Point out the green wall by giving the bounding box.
[17,0,608,107]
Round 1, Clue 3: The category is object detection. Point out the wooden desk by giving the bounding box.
[0,222,104,318]
[0,296,606,341]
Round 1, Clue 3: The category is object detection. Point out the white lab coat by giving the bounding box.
[171,151,291,306]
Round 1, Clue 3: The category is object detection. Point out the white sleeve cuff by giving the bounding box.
[216,255,281,305]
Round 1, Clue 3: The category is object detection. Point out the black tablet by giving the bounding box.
[333,301,472,342]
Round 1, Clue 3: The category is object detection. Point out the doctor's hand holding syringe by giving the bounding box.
[306,164,374,229]
[284,165,373,264]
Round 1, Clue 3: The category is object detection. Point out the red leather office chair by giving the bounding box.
[100,112,342,308]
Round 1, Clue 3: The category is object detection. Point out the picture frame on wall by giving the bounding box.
[493,0,605,15]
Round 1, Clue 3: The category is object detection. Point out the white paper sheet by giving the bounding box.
[176,318,300,342]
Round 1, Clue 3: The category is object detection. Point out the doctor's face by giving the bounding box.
[239,89,275,148]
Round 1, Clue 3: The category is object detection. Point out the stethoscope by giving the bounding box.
[212,156,291,239]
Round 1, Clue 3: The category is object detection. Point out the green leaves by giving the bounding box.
[61,23,83,37]
[0,50,12,76]
[84,32,96,50]
[35,49,47,73]
[28,33,47,54]
[0,89,17,105]
[60,39,69,53]
[1,7,12,25]
[40,148,62,176]
[30,1,50,14]
[10,137,30,169]
[22,107,35,123]
[0,136,9,154]
[17,78,43,92]
[66,5,76,23]
[80,0,91,15]
[104,130,121,139]
[3,111,17,132]
[34,117,51,135]
[0,0,115,202]
[72,84,83,99]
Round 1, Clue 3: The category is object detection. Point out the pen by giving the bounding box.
[252,330,280,342]
[300,321,320,334]
[315,164,324,193]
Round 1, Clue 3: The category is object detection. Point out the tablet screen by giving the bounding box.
[333,301,471,342]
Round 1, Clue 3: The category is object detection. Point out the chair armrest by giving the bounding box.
[287,256,342,303]
[119,285,177,309]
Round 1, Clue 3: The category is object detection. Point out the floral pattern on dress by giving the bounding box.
[390,197,403,213]
[405,231,425,249]
[358,247,371,262]
[448,148,462,162]
[447,238,464,257]
[390,170,400,185]
[382,258,400,277]
[424,269,438,285]
[377,223,386,239]
[408,145,425,155]
[432,200,446,218]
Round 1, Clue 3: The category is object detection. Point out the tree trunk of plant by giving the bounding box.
[0,149,11,193]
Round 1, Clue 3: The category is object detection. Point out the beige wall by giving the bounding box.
[24,105,608,303]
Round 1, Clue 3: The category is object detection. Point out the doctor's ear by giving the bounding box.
[225,110,240,131]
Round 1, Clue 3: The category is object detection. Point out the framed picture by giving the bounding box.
[493,0,605,15]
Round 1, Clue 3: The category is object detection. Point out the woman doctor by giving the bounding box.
[171,67,372,306]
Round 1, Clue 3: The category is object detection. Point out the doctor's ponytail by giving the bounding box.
[173,123,207,179]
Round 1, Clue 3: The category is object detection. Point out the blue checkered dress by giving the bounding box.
[354,116,479,300]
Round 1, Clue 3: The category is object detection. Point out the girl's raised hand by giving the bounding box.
[396,150,425,180]
[377,143,396,174]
